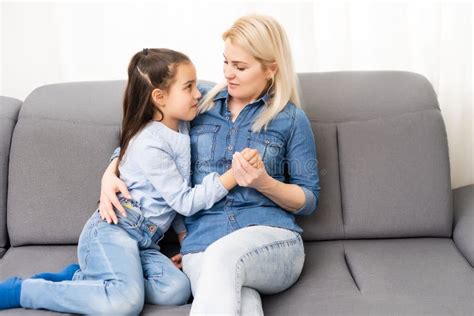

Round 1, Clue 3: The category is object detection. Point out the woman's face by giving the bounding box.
[223,39,270,105]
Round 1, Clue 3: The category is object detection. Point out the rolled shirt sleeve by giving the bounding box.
[286,108,320,216]
[110,146,120,162]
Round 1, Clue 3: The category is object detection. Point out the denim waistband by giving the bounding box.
[116,195,163,247]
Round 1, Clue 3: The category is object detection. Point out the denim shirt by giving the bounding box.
[180,84,320,254]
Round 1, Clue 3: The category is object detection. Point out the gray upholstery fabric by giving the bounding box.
[453,184,474,266]
[0,248,6,258]
[0,96,22,249]
[141,304,190,315]
[338,110,452,238]
[19,81,125,124]
[0,246,77,279]
[7,82,124,246]
[0,246,77,315]
[2,240,471,315]
[297,71,452,241]
[263,240,473,315]
[8,120,120,246]
[298,71,438,123]
[297,123,345,241]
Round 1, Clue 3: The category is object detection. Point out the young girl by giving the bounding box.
[0,48,260,314]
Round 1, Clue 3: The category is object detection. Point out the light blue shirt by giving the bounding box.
[116,120,228,235]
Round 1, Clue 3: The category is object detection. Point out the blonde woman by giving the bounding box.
[100,15,320,315]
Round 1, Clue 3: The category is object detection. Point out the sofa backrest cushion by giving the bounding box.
[297,71,452,240]
[8,82,124,246]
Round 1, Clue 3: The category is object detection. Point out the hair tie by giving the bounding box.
[143,48,148,56]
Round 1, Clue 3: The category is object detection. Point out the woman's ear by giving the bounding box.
[152,88,166,107]
[266,62,278,79]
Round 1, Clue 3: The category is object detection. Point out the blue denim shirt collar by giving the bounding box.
[213,87,271,106]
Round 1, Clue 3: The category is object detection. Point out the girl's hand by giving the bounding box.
[231,151,269,189]
[98,166,131,224]
[171,253,183,269]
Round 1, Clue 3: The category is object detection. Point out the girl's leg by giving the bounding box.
[19,212,145,314]
[140,248,191,305]
[30,263,80,282]
[189,225,305,316]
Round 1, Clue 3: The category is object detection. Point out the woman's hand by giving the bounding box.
[240,148,263,169]
[231,151,270,190]
[98,158,131,224]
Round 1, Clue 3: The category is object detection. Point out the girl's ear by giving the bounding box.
[152,88,166,107]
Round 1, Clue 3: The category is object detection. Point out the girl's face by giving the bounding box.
[156,62,201,126]
[223,39,272,105]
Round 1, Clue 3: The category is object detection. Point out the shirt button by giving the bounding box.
[227,145,233,151]
[225,116,230,120]
[231,128,236,134]
[229,215,235,221]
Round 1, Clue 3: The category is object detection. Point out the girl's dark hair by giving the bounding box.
[117,48,191,175]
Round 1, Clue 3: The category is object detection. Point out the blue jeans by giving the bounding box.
[20,199,191,314]
[182,225,305,315]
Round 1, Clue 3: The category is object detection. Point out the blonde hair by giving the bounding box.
[199,14,301,132]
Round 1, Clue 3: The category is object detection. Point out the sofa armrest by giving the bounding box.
[0,96,22,250]
[452,184,474,266]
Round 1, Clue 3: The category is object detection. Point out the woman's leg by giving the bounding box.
[19,212,145,314]
[141,248,191,305]
[183,252,263,315]
[182,251,205,296]
[188,225,305,315]
[241,287,264,316]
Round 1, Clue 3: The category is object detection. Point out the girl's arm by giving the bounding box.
[99,147,259,223]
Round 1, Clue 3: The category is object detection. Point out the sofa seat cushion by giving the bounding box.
[0,246,77,279]
[263,238,473,315]
[1,239,472,315]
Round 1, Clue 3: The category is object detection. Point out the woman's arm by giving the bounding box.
[232,108,320,215]
[232,153,306,212]
[99,157,131,224]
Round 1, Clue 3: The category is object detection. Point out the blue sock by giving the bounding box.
[0,277,22,309]
[30,263,80,282]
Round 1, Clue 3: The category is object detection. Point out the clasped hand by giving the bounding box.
[232,148,269,190]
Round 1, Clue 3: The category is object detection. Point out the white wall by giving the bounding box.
[1,0,472,188]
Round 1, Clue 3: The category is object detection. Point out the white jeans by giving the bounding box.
[182,225,305,316]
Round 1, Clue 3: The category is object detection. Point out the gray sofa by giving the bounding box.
[0,71,472,315]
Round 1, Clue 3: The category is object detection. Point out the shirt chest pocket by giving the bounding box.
[191,124,220,164]
[247,130,285,175]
